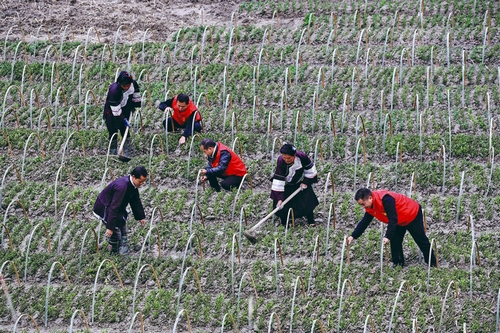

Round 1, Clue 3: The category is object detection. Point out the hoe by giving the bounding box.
[243,187,303,244]
[117,118,131,162]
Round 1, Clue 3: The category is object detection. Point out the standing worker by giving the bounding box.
[347,188,437,267]
[199,138,247,192]
[158,93,202,146]
[270,143,319,226]
[93,166,148,254]
[103,71,142,156]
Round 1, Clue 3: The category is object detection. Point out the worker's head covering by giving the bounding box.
[117,71,133,85]
[280,143,296,155]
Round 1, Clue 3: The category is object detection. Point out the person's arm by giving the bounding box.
[350,212,374,240]
[130,81,142,108]
[301,154,318,185]
[382,194,398,240]
[129,189,146,222]
[107,84,124,117]
[205,150,231,176]
[270,157,287,202]
[158,98,174,111]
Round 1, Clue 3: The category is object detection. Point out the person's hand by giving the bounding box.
[200,169,207,175]
[347,236,354,244]
[105,229,114,237]
[179,136,186,145]
[383,237,390,245]
[277,200,283,209]
[140,219,147,227]
[300,183,308,190]
[200,175,207,182]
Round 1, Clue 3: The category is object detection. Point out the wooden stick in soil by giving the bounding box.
[0,274,16,322]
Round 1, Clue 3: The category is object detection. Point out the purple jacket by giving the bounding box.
[93,176,145,230]
[270,150,318,202]
[103,80,141,120]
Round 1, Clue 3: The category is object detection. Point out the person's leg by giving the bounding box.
[115,120,131,156]
[117,120,126,137]
[107,226,122,254]
[220,176,243,191]
[163,117,181,131]
[280,213,289,227]
[305,211,315,226]
[193,120,202,133]
[118,224,129,254]
[105,117,119,154]
[390,225,406,267]
[406,207,436,266]
[206,174,221,192]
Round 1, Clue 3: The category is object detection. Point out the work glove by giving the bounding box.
[123,118,130,127]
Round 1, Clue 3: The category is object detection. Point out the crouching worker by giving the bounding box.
[103,71,142,156]
[199,138,247,192]
[158,93,202,146]
[347,188,437,267]
[93,166,148,254]
[270,143,319,227]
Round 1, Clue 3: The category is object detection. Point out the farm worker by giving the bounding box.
[93,166,148,254]
[270,143,319,226]
[158,93,202,146]
[199,138,247,192]
[103,71,142,156]
[347,188,437,267]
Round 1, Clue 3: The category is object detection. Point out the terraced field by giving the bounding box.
[1,0,500,332]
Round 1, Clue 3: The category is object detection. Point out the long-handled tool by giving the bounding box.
[117,118,131,162]
[243,187,303,244]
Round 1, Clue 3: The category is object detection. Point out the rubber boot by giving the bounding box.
[119,236,129,255]
[107,238,120,254]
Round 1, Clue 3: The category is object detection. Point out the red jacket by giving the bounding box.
[365,190,419,226]
[212,143,247,177]
[171,95,201,126]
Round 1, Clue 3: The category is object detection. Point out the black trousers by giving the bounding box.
[105,116,126,142]
[274,184,318,226]
[163,117,202,134]
[95,213,127,252]
[390,206,436,267]
[207,174,243,192]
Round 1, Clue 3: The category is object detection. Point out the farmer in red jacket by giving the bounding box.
[158,93,202,146]
[199,138,247,192]
[347,188,436,267]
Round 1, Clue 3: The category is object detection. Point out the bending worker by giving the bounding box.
[199,138,247,192]
[158,93,202,146]
[270,143,319,226]
[103,71,142,155]
[347,188,436,267]
[93,166,148,254]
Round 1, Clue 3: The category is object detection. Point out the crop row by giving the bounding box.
[1,1,499,331]
[0,215,498,332]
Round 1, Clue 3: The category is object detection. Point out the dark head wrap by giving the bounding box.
[117,71,133,85]
[280,143,296,155]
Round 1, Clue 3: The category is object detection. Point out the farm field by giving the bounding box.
[1,0,500,332]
